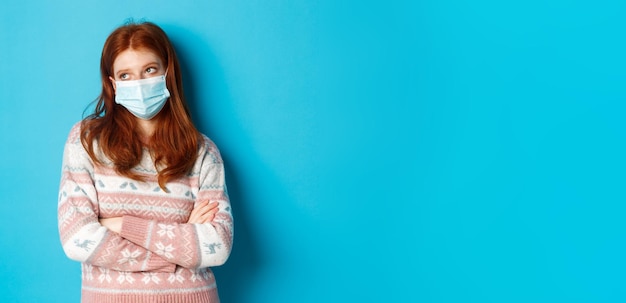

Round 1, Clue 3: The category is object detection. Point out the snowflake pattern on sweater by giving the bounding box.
[58,122,233,303]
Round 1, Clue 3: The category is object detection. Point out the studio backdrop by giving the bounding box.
[1,0,626,302]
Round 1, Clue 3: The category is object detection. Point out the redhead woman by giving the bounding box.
[58,21,233,303]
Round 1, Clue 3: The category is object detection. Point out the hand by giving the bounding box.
[188,200,219,224]
[100,217,123,233]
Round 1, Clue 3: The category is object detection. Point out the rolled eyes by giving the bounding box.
[119,67,158,80]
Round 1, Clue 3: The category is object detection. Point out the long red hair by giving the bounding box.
[81,21,201,190]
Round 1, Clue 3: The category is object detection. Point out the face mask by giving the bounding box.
[114,75,171,120]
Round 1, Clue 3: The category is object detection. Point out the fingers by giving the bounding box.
[188,201,210,222]
[187,202,201,223]
[203,202,220,223]
[201,206,219,223]
[188,201,207,224]
[187,201,220,224]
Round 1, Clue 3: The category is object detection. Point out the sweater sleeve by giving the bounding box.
[119,140,234,269]
[58,124,176,273]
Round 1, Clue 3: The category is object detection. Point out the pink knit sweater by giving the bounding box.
[58,123,233,303]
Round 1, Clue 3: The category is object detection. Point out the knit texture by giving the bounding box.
[58,122,233,303]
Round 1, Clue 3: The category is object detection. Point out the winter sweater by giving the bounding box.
[58,122,233,303]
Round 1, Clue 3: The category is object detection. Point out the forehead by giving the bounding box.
[112,48,163,73]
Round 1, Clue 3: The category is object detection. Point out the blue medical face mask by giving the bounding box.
[114,75,171,120]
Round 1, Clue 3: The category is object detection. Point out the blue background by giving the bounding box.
[1,0,625,302]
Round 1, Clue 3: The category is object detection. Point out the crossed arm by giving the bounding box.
[100,200,220,233]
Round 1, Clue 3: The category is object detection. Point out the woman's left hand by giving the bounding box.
[100,217,123,233]
[188,200,220,224]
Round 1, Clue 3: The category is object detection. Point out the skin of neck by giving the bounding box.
[136,118,157,142]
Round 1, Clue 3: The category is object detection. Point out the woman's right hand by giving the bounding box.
[187,200,220,224]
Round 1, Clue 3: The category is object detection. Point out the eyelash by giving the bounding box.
[119,67,157,80]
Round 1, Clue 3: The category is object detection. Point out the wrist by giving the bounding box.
[100,217,123,233]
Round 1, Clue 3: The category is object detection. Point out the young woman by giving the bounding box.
[58,22,233,303]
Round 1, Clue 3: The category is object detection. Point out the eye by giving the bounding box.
[146,67,157,74]
[120,73,129,80]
